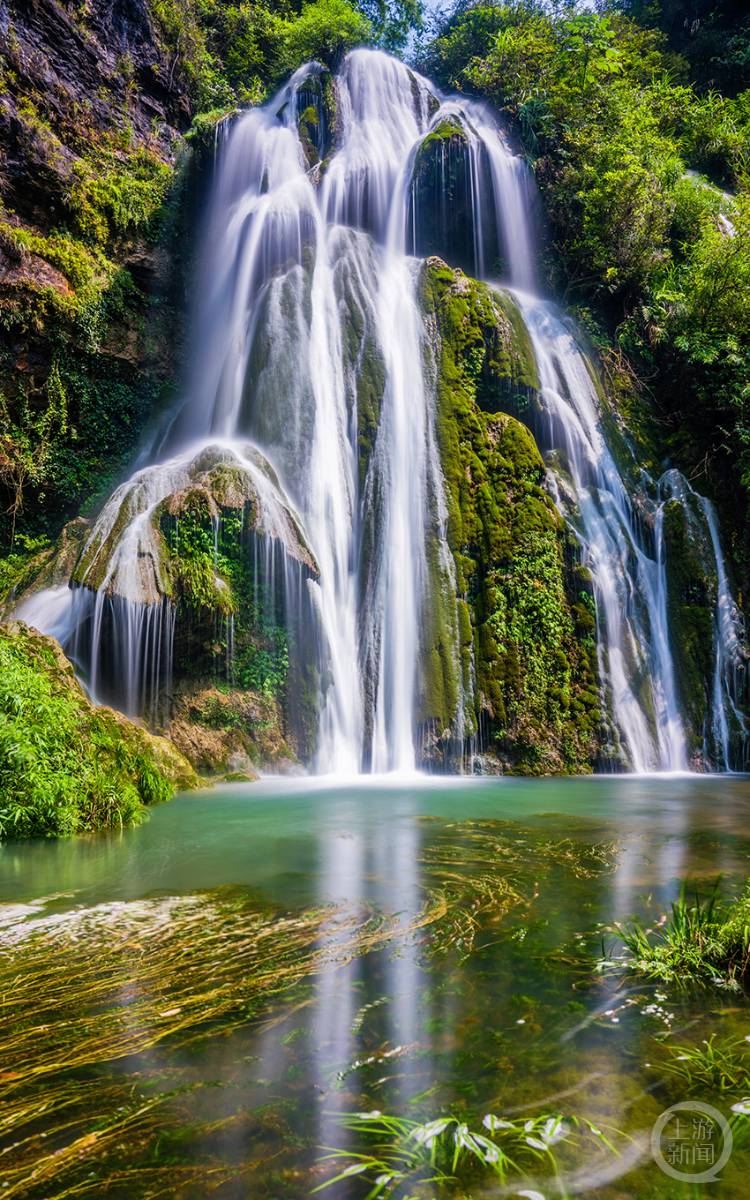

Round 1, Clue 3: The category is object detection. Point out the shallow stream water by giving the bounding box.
[3,776,750,1196]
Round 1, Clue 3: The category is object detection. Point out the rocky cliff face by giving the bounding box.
[0,0,189,221]
[0,0,195,549]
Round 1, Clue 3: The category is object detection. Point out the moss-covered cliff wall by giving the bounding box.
[420,258,600,773]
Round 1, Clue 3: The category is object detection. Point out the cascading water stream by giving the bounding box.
[657,469,749,769]
[700,498,749,768]
[14,47,747,774]
[321,53,436,772]
[516,299,688,771]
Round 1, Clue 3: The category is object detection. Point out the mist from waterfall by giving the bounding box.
[15,48,748,774]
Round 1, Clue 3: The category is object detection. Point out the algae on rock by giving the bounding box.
[293,69,338,170]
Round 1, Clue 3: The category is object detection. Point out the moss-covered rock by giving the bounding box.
[40,439,320,768]
[0,621,196,839]
[166,684,295,776]
[294,70,338,169]
[71,442,317,601]
[0,518,90,618]
[420,257,600,773]
[408,118,499,276]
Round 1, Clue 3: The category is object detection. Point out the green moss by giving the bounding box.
[67,143,173,245]
[417,116,467,155]
[0,219,116,320]
[159,493,294,709]
[418,533,462,731]
[186,108,239,153]
[298,103,322,167]
[0,534,53,609]
[162,492,236,616]
[0,213,181,547]
[410,124,483,273]
[0,621,195,839]
[421,257,599,773]
[293,70,338,168]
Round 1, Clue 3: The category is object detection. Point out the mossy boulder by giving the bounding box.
[408,118,499,276]
[293,70,338,170]
[71,442,317,604]
[30,442,319,768]
[0,518,90,618]
[0,621,196,839]
[167,684,295,777]
[420,258,600,773]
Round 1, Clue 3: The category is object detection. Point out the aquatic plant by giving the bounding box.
[0,885,450,1197]
[314,1108,620,1197]
[421,819,617,957]
[663,1033,750,1093]
[614,881,750,989]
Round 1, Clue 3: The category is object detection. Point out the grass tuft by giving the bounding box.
[613,880,750,989]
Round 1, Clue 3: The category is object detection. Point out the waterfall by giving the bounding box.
[657,470,748,769]
[516,300,688,770]
[15,48,746,775]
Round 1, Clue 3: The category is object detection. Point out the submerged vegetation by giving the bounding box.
[0,818,603,1194]
[0,813,623,1195]
[316,1109,620,1197]
[5,799,750,1196]
[663,1033,750,1093]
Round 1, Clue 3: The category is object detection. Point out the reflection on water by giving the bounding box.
[2,775,750,1197]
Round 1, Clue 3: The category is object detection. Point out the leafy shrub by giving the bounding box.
[0,623,191,839]
[282,0,372,70]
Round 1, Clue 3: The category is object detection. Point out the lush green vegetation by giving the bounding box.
[0,75,186,547]
[616,0,750,95]
[614,881,750,988]
[161,494,291,701]
[0,622,195,838]
[663,1032,750,1093]
[149,0,421,113]
[420,0,750,583]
